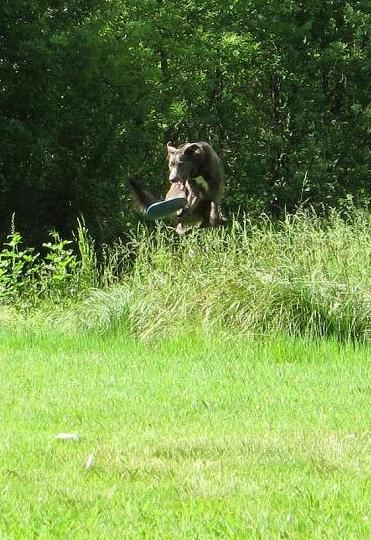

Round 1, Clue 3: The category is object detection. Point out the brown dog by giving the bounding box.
[129,141,226,234]
[167,141,225,227]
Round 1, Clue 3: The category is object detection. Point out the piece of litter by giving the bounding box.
[54,433,80,441]
[85,454,95,469]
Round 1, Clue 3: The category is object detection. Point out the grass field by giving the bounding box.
[1,331,370,539]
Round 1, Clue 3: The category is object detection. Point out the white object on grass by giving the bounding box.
[54,433,80,441]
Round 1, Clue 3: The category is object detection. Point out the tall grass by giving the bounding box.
[0,209,369,341]
[64,209,371,342]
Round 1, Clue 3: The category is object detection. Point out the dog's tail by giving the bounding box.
[128,176,156,211]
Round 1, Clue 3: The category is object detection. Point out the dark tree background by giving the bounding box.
[1,0,370,245]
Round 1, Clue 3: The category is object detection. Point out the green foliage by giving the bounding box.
[42,232,78,288]
[0,229,40,304]
[1,1,370,245]
[0,220,96,306]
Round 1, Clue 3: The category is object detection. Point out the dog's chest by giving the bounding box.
[192,176,209,192]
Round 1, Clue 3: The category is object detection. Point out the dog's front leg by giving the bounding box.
[184,179,203,213]
[174,180,199,221]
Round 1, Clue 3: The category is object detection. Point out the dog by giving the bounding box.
[129,141,226,234]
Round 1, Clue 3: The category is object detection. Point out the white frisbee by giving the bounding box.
[144,197,187,220]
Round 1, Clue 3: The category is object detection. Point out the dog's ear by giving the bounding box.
[167,141,177,153]
[184,143,202,156]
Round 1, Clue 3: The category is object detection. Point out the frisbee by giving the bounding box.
[144,196,187,220]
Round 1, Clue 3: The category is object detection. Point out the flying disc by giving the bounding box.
[144,197,187,220]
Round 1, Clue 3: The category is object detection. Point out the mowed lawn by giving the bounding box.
[0,332,370,539]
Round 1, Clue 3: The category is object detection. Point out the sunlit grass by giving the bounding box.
[1,210,370,343]
[1,331,370,538]
[55,210,371,342]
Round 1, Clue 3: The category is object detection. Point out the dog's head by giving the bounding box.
[167,142,204,184]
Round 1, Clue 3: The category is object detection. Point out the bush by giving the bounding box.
[0,218,96,308]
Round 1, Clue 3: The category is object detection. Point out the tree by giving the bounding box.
[1,0,370,246]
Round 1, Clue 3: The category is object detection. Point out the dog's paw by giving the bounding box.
[175,223,192,235]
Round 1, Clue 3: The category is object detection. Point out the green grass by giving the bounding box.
[1,211,370,537]
[1,210,370,343]
[56,210,371,342]
[1,331,370,539]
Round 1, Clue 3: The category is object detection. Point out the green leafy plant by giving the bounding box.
[0,222,83,306]
[41,231,79,295]
[0,228,40,305]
